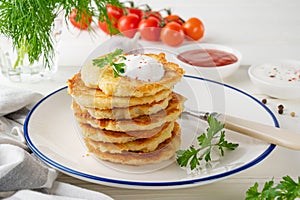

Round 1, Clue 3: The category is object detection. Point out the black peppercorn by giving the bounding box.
[278,104,284,110]
[262,99,267,104]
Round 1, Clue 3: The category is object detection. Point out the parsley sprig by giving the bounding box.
[176,116,239,170]
[246,176,300,200]
[93,48,126,77]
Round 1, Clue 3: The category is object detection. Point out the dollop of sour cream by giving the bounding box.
[117,54,165,82]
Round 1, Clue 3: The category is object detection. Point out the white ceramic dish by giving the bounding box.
[248,59,300,99]
[174,43,242,80]
[24,76,277,189]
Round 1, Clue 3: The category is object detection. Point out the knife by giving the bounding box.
[182,109,300,151]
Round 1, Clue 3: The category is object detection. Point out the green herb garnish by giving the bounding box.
[93,48,126,77]
[176,116,239,170]
[246,176,300,200]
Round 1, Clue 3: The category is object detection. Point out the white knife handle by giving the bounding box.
[222,115,300,150]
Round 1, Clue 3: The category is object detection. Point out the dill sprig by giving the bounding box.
[0,0,123,69]
[93,48,126,77]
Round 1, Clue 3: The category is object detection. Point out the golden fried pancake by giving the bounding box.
[67,73,172,109]
[78,121,174,143]
[75,93,172,120]
[73,93,185,132]
[86,122,174,153]
[68,52,185,166]
[81,58,106,88]
[97,53,184,97]
[78,122,135,143]
[84,122,181,165]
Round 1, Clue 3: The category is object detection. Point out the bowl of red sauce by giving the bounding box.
[175,43,242,79]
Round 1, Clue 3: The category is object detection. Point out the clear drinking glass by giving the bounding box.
[0,12,63,83]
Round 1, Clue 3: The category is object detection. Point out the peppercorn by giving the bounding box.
[278,104,284,110]
[290,112,296,117]
[278,109,284,114]
[262,99,267,104]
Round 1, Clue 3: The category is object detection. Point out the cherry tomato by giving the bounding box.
[164,14,184,25]
[106,4,124,21]
[98,20,119,35]
[98,4,123,35]
[126,7,161,21]
[182,17,205,41]
[138,17,161,41]
[160,22,184,47]
[144,11,162,21]
[69,9,92,30]
[118,13,140,38]
[126,7,144,20]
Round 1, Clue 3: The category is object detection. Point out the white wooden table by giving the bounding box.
[1,0,299,199]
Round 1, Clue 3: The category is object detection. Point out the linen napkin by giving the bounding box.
[0,85,112,200]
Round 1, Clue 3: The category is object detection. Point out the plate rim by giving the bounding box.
[24,75,277,188]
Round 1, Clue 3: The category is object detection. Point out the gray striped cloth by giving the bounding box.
[0,85,112,200]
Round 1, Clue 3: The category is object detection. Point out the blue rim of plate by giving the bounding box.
[24,75,278,187]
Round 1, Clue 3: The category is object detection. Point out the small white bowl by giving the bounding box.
[175,43,242,80]
[248,60,300,99]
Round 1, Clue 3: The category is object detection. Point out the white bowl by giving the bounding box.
[248,59,300,99]
[174,43,242,80]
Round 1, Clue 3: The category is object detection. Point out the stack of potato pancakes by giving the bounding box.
[67,52,185,165]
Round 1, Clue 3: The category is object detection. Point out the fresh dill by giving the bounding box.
[0,0,122,69]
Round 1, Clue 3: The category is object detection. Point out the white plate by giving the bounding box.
[24,76,278,189]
